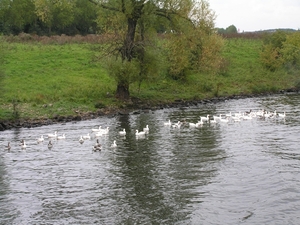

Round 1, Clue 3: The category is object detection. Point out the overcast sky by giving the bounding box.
[208,0,300,32]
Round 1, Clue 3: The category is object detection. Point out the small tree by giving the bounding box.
[88,0,223,100]
[226,25,237,34]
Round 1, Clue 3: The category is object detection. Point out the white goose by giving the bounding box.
[220,117,229,123]
[210,117,217,123]
[195,118,204,127]
[79,136,84,144]
[57,133,66,140]
[92,126,102,132]
[135,130,145,136]
[189,122,197,127]
[143,125,149,134]
[37,135,44,143]
[278,111,286,118]
[172,121,182,128]
[82,133,91,140]
[111,140,117,148]
[119,128,126,136]
[200,115,210,122]
[21,141,27,149]
[99,127,109,135]
[48,131,57,138]
[164,120,171,126]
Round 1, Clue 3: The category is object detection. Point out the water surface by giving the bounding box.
[1,93,300,224]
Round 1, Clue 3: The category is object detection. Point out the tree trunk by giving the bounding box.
[115,3,144,100]
[116,82,130,100]
[116,17,137,100]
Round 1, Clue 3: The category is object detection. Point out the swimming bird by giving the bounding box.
[48,131,57,138]
[91,126,102,132]
[143,125,149,134]
[278,111,286,118]
[111,140,117,148]
[82,133,91,140]
[189,122,197,127]
[19,139,25,146]
[48,140,53,149]
[94,132,103,137]
[164,120,172,126]
[200,115,210,122]
[195,118,204,127]
[21,140,27,149]
[57,133,66,140]
[210,117,217,123]
[100,127,109,135]
[135,130,146,136]
[37,135,44,143]
[93,139,102,151]
[220,117,229,123]
[5,142,11,151]
[119,128,126,136]
[172,121,182,128]
[79,136,84,144]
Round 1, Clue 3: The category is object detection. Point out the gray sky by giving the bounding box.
[209,0,300,32]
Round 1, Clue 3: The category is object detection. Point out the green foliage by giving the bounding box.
[226,25,238,34]
[261,31,300,71]
[217,25,238,34]
[281,32,300,68]
[104,57,140,85]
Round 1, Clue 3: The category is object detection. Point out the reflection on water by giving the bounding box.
[1,93,300,224]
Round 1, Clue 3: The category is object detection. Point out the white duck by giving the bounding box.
[57,133,66,140]
[37,135,44,143]
[164,120,171,126]
[82,133,91,140]
[135,130,145,136]
[200,115,210,122]
[278,111,286,118]
[111,140,117,148]
[21,140,27,149]
[79,136,84,144]
[143,125,149,134]
[172,121,182,128]
[119,128,126,136]
[91,126,102,132]
[48,131,57,138]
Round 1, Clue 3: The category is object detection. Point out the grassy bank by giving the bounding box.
[0,37,298,121]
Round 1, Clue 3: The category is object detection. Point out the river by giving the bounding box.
[1,93,300,225]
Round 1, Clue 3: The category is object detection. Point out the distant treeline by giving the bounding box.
[0,0,98,35]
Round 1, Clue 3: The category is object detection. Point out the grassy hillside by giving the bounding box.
[0,37,298,120]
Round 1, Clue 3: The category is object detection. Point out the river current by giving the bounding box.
[1,93,300,225]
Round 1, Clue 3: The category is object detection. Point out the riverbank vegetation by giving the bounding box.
[0,32,299,121]
[0,0,300,122]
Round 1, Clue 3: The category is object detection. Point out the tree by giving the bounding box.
[34,0,75,34]
[88,0,222,100]
[0,0,36,34]
[225,25,237,34]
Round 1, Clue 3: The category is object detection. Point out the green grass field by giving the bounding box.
[0,37,298,120]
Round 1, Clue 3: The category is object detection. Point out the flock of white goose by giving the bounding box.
[3,123,151,152]
[3,109,286,152]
